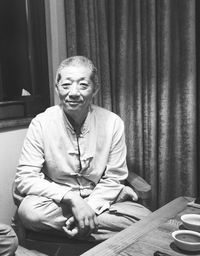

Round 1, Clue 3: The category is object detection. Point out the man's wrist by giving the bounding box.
[61,190,80,206]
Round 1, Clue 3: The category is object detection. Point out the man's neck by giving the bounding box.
[66,112,87,135]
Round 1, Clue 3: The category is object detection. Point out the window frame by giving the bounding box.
[0,0,50,129]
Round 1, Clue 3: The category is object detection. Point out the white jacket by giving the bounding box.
[15,104,128,214]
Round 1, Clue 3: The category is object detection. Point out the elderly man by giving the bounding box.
[15,56,150,241]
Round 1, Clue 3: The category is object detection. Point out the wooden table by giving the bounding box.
[81,197,200,256]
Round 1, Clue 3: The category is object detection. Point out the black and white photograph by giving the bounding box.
[0,0,199,255]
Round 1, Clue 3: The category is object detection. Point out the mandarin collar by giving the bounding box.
[60,104,91,136]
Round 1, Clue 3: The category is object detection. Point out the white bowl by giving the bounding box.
[181,214,200,232]
[172,230,200,252]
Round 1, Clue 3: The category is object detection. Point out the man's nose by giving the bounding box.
[68,83,80,96]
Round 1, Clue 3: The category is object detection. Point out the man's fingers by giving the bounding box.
[62,226,78,238]
[78,219,85,230]
[94,215,99,227]
[76,216,99,236]
[77,218,89,236]
[132,190,138,201]
[84,217,89,227]
[86,216,99,234]
[65,216,75,229]
[88,217,96,231]
[64,215,99,238]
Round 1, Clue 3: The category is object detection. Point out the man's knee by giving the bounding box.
[90,201,151,241]
[18,195,48,230]
[0,224,18,256]
[17,195,66,231]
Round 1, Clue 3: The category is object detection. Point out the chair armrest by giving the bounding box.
[126,172,151,200]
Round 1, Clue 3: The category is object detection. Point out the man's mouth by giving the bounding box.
[66,101,82,105]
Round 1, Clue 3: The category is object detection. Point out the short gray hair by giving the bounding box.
[55,56,99,90]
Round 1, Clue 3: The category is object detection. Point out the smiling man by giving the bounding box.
[15,56,150,241]
[55,57,99,135]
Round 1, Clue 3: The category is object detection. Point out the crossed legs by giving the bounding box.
[18,195,151,241]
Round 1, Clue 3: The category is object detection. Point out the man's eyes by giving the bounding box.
[61,83,71,88]
[79,82,89,88]
[61,82,89,89]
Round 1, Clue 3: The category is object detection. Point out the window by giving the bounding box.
[0,0,50,127]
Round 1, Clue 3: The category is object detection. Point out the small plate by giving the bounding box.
[172,230,200,252]
[181,214,200,232]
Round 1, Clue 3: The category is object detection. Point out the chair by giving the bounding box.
[12,172,151,256]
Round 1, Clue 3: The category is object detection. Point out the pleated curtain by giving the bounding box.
[64,0,199,210]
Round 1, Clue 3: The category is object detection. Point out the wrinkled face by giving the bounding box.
[56,64,97,121]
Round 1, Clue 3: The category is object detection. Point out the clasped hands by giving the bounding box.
[61,191,98,238]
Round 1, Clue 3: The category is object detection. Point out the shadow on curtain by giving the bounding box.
[64,0,199,210]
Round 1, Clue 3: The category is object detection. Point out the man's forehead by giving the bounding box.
[60,65,92,79]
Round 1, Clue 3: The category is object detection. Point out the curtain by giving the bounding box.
[64,0,199,210]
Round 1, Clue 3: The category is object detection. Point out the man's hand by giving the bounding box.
[63,216,78,237]
[61,191,98,237]
[115,186,138,203]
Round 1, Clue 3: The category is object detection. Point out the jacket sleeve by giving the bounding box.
[15,117,69,203]
[85,118,130,214]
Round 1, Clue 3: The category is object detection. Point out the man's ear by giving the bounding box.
[55,85,59,95]
[92,87,99,97]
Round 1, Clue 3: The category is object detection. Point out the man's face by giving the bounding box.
[56,64,96,121]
